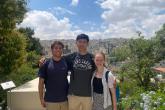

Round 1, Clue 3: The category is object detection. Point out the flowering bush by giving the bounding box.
[121,90,165,110]
[140,91,165,110]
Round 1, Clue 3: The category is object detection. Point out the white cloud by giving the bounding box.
[19,10,100,40]
[19,0,165,40]
[86,31,103,39]
[141,14,165,37]
[71,0,79,6]
[48,6,76,16]
[97,0,165,38]
[19,10,77,40]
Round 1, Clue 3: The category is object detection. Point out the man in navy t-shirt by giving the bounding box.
[38,41,69,110]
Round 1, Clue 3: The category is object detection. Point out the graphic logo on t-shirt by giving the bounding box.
[73,57,92,70]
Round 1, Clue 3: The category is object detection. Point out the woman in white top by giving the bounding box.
[91,52,117,110]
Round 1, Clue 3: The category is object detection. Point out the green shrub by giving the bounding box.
[9,64,38,86]
[121,90,165,110]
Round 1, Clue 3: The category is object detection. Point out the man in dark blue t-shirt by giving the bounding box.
[38,41,68,110]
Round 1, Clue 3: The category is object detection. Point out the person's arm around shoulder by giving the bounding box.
[64,53,76,71]
[108,72,117,110]
[38,56,48,68]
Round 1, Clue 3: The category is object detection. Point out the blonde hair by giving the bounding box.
[94,51,107,67]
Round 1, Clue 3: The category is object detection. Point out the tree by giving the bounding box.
[155,24,165,60]
[0,0,27,78]
[0,0,27,30]
[110,45,131,62]
[126,37,156,89]
[115,36,158,89]
[0,30,26,79]
[18,27,43,54]
[0,1,39,106]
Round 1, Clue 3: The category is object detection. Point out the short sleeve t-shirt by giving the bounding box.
[65,52,96,96]
[38,57,69,102]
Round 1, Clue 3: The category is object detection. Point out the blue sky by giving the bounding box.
[27,0,103,31]
[19,0,165,40]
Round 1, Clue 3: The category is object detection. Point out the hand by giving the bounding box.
[40,99,46,108]
[39,57,46,67]
[113,107,117,110]
[113,106,117,110]
[114,79,117,88]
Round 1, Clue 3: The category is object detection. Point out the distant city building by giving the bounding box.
[40,38,129,57]
[63,45,71,55]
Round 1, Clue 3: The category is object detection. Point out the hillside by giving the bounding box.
[40,38,129,57]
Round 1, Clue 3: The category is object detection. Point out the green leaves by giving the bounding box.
[121,90,165,110]
[155,24,165,60]
[0,0,27,29]
[0,1,41,106]
[110,44,131,62]
[18,27,43,54]
[0,30,26,76]
[0,0,28,75]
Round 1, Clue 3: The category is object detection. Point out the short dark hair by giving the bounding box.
[51,41,64,50]
[76,34,89,42]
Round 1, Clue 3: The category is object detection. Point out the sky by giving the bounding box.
[19,0,165,40]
